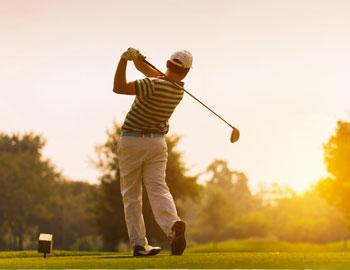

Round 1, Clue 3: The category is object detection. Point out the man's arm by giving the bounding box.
[133,57,162,77]
[113,57,136,95]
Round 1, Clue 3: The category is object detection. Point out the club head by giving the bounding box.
[230,128,240,143]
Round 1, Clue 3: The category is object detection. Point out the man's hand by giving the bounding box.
[113,48,140,95]
[121,48,145,61]
[113,47,160,95]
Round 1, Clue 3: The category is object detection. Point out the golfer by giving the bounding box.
[113,48,192,256]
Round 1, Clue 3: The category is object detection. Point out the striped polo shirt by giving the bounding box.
[121,77,184,134]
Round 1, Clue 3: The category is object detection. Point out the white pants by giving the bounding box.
[117,136,180,247]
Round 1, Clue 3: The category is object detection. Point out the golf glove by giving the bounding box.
[121,48,145,61]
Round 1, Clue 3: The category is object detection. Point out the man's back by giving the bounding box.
[122,77,184,134]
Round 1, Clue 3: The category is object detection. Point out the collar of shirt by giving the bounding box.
[157,75,184,87]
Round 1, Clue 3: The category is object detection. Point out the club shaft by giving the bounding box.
[143,59,236,130]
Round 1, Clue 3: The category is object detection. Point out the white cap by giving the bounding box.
[169,50,193,69]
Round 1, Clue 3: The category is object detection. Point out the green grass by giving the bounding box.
[1,251,350,269]
[187,238,349,253]
[1,239,350,269]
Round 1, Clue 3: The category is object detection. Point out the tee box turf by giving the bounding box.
[38,233,53,258]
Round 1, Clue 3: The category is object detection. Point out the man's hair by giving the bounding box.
[167,60,190,77]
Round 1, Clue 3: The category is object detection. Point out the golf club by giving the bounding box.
[142,59,240,143]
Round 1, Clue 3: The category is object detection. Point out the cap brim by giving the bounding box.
[169,59,191,69]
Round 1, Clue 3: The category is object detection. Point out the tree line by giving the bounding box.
[0,121,349,250]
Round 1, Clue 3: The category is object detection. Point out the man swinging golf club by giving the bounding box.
[113,48,192,256]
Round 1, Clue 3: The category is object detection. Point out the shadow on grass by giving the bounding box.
[98,254,170,259]
[97,255,133,259]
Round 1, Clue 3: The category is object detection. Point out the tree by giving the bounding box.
[191,160,259,242]
[262,189,349,243]
[318,121,350,213]
[41,180,99,250]
[206,160,256,216]
[0,133,59,250]
[317,120,350,243]
[95,122,201,250]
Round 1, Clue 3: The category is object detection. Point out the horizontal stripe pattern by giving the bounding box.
[122,77,184,134]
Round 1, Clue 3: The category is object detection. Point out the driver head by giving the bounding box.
[230,128,240,143]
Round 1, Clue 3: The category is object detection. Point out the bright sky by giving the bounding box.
[1,0,350,193]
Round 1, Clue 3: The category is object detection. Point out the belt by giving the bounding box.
[121,130,164,138]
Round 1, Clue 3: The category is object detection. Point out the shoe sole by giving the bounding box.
[134,248,161,256]
[148,248,161,256]
[171,221,186,255]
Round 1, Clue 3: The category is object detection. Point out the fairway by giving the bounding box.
[1,250,350,269]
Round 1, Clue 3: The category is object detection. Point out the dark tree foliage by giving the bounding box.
[97,170,128,251]
[0,132,99,251]
[95,122,201,250]
[0,133,59,250]
[39,181,99,250]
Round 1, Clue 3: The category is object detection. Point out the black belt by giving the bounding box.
[121,130,164,138]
